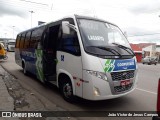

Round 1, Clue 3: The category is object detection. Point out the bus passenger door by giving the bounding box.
[43,25,60,81]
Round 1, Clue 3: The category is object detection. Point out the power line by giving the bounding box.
[128,33,160,37]
[20,0,48,6]
[0,0,49,11]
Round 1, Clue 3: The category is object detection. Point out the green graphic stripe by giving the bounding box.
[104,67,108,73]
[104,60,111,72]
[105,59,110,65]
[104,59,115,72]
[54,59,58,64]
[35,50,44,82]
[111,60,115,71]
[106,60,112,72]
[108,60,114,72]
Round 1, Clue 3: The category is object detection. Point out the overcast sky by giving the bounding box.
[0,0,160,44]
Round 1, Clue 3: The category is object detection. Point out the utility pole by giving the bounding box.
[12,26,15,39]
[29,11,34,28]
[4,33,7,38]
[4,33,7,46]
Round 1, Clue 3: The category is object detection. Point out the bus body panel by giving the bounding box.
[81,50,138,100]
[57,51,83,97]
[21,48,37,74]
[15,49,22,66]
[82,69,112,100]
[82,69,138,100]
[57,68,76,95]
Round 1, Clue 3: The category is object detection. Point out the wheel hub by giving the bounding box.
[63,83,72,98]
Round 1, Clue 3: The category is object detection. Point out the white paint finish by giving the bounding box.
[57,51,83,97]
[82,70,94,100]
[81,52,104,72]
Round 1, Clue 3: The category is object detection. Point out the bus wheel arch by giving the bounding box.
[58,73,75,102]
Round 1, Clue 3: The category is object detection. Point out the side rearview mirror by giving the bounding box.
[62,21,70,35]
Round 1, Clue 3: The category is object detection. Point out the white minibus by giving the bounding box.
[15,15,138,102]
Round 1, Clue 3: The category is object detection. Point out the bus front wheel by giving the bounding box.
[59,77,75,103]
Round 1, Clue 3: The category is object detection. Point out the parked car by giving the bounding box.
[142,56,158,65]
[152,78,160,120]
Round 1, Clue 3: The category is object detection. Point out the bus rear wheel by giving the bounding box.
[59,77,75,103]
[22,62,27,75]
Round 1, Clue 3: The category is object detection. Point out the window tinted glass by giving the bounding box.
[30,30,37,48]
[61,27,80,55]
[16,35,21,48]
[30,27,45,48]
[20,33,26,48]
[24,31,31,48]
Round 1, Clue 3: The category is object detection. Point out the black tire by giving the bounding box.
[22,62,27,75]
[143,62,144,64]
[3,55,8,60]
[152,116,160,120]
[59,77,75,103]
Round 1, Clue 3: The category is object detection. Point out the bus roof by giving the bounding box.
[17,14,117,35]
[75,14,117,27]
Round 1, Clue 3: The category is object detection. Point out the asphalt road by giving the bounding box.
[1,52,159,120]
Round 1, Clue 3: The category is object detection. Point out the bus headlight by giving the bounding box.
[94,87,100,96]
[86,70,108,81]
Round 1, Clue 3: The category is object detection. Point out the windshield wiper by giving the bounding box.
[112,43,135,56]
[97,46,122,57]
[87,46,122,58]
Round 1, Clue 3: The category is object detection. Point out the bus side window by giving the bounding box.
[30,27,45,49]
[24,31,31,49]
[30,30,37,48]
[15,35,21,48]
[20,33,26,49]
[0,44,2,50]
[61,27,80,56]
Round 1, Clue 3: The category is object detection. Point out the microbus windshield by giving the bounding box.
[78,19,134,58]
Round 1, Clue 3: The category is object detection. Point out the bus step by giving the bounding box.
[47,75,56,81]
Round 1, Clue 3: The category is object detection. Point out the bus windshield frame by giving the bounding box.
[77,18,133,58]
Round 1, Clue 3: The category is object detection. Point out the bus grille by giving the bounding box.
[111,70,135,81]
[114,83,133,92]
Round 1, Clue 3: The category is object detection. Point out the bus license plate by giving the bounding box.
[120,80,130,86]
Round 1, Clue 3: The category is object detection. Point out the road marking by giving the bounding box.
[136,88,157,95]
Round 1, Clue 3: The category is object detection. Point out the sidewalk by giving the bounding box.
[0,71,19,120]
[0,75,14,111]
[0,65,77,120]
